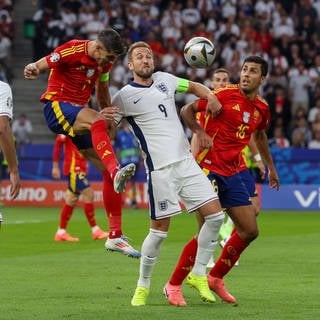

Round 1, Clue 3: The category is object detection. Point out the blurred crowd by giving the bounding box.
[0,0,14,83]
[7,0,320,149]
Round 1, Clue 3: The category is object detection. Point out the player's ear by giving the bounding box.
[128,61,134,71]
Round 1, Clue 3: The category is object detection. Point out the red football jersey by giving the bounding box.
[196,84,270,176]
[41,39,111,105]
[53,134,88,176]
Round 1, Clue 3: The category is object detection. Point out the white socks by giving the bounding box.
[192,211,225,276]
[137,228,167,289]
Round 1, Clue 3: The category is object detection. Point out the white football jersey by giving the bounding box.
[112,71,192,171]
[0,81,13,119]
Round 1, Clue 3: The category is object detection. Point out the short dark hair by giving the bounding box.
[213,68,230,75]
[212,68,230,78]
[243,55,269,77]
[97,28,127,56]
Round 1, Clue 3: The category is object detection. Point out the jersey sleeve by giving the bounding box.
[45,40,86,67]
[112,91,125,125]
[197,98,208,112]
[0,82,13,119]
[256,104,271,131]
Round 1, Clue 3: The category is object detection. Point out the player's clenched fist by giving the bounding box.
[24,63,40,80]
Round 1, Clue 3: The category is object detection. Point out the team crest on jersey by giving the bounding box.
[156,82,169,95]
[243,111,250,123]
[86,69,95,77]
[49,52,60,63]
[158,200,168,211]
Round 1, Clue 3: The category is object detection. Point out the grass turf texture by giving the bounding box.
[0,207,319,320]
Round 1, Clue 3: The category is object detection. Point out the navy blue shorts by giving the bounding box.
[43,101,93,150]
[204,170,252,208]
[239,168,258,198]
[67,172,90,195]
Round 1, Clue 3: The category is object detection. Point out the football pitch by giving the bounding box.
[0,207,319,320]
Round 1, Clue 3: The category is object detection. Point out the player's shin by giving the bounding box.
[169,237,198,285]
[91,119,119,177]
[102,172,122,238]
[209,231,249,278]
[137,228,167,289]
[192,211,224,276]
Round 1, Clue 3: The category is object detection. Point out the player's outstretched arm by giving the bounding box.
[24,57,49,80]
[188,81,221,117]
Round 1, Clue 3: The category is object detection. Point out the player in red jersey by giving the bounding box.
[190,69,266,269]
[52,134,109,242]
[164,56,279,305]
[23,29,140,258]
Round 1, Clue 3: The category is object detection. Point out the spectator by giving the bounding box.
[0,29,12,82]
[272,9,295,39]
[266,84,291,135]
[268,126,290,148]
[160,1,182,32]
[162,16,181,43]
[269,45,289,74]
[291,129,307,148]
[309,54,320,89]
[46,14,66,51]
[181,0,201,27]
[109,5,127,34]
[77,3,95,32]
[197,0,215,24]
[308,97,320,123]
[81,8,105,40]
[291,116,312,146]
[12,114,33,145]
[308,123,320,148]
[254,0,275,23]
[254,22,273,54]
[32,6,54,59]
[60,2,77,39]
[161,42,185,75]
[0,11,14,40]
[288,61,311,116]
[221,0,237,19]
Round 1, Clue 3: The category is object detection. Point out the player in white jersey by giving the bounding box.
[110,41,225,306]
[0,81,21,227]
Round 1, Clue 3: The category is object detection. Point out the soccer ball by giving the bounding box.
[183,37,216,68]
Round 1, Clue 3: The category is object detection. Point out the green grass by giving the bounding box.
[0,207,319,320]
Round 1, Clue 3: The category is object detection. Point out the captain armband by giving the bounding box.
[99,72,109,82]
[177,78,189,92]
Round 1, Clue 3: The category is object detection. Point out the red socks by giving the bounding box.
[103,172,122,238]
[209,231,249,279]
[91,119,119,177]
[59,204,74,229]
[169,237,198,286]
[83,203,96,227]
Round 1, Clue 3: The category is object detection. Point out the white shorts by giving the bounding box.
[148,157,219,220]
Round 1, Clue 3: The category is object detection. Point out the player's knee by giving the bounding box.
[245,228,259,242]
[141,228,168,257]
[66,193,79,206]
